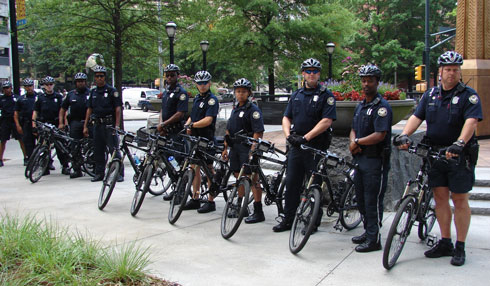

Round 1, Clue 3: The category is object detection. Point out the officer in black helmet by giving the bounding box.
[0,81,25,167]
[59,72,90,178]
[14,78,39,165]
[349,64,392,253]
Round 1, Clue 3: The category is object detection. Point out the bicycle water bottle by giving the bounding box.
[168,156,179,171]
[134,153,140,165]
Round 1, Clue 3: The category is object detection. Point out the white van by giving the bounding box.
[122,88,159,109]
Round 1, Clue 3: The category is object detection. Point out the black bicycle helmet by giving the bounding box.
[233,78,252,89]
[437,51,463,66]
[93,65,107,73]
[74,72,88,80]
[194,71,212,83]
[22,78,34,86]
[301,58,322,71]
[39,78,46,85]
[44,76,55,84]
[358,64,382,79]
[2,81,12,88]
[164,64,180,73]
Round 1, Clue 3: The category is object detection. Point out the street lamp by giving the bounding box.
[326,42,335,81]
[166,21,177,64]
[200,40,209,70]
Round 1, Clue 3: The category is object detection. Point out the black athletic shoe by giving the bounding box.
[24,158,29,166]
[49,163,55,170]
[0,160,3,167]
[424,239,454,258]
[117,175,124,182]
[183,199,200,210]
[352,232,368,244]
[62,167,70,175]
[245,211,265,224]
[451,247,465,266]
[355,239,382,253]
[70,171,83,179]
[163,191,174,201]
[197,201,216,213]
[273,219,292,232]
[91,174,104,182]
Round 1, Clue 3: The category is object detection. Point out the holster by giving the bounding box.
[466,140,479,166]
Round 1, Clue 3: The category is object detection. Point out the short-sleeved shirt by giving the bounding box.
[227,100,264,137]
[161,83,188,121]
[87,84,122,118]
[283,84,336,136]
[190,91,219,139]
[62,88,90,121]
[413,83,483,146]
[352,94,393,148]
[34,92,63,122]
[15,92,38,120]
[0,94,19,118]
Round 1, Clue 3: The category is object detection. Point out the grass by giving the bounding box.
[0,213,177,285]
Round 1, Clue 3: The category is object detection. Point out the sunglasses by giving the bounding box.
[95,75,105,78]
[304,69,320,74]
[45,83,54,86]
[196,81,209,86]
[166,73,177,78]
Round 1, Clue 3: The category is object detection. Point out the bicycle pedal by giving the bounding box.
[426,234,437,247]
[333,221,344,232]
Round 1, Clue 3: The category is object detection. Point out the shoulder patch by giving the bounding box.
[327,97,335,106]
[208,98,216,106]
[179,94,186,101]
[377,107,387,117]
[252,111,261,119]
[114,91,119,98]
[469,94,479,104]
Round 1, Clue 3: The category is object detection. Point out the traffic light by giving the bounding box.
[414,65,423,81]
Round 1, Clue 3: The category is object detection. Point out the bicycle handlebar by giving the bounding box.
[300,144,357,169]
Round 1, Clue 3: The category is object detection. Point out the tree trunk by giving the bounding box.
[113,5,124,129]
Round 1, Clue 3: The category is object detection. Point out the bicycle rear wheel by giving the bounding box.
[289,186,321,254]
[98,160,121,210]
[418,188,436,240]
[382,196,417,270]
[130,164,153,216]
[82,147,96,177]
[339,182,362,230]
[168,169,194,225]
[25,145,42,179]
[29,146,50,183]
[148,160,171,196]
[221,177,251,239]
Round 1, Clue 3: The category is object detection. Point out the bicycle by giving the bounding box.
[168,134,233,225]
[220,135,287,239]
[382,143,446,270]
[289,145,360,254]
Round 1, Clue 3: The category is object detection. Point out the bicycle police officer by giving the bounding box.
[32,76,69,175]
[59,72,90,178]
[0,81,25,167]
[394,51,482,266]
[83,66,123,182]
[183,71,220,213]
[14,78,39,165]
[222,78,265,223]
[157,64,189,201]
[276,58,336,232]
[349,64,392,252]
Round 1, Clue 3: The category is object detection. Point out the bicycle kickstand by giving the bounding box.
[333,218,344,232]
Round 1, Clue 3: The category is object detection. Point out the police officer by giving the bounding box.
[14,78,39,165]
[0,81,25,167]
[59,72,90,178]
[222,78,265,223]
[157,64,189,201]
[349,64,392,252]
[183,71,219,213]
[83,66,123,182]
[394,51,482,266]
[275,58,336,232]
[32,76,69,174]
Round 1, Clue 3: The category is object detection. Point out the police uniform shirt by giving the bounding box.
[161,83,188,121]
[0,94,19,118]
[352,94,393,147]
[190,91,219,138]
[414,84,483,146]
[283,84,336,136]
[87,84,122,118]
[15,92,37,120]
[227,100,264,136]
[62,88,90,121]
[34,92,63,122]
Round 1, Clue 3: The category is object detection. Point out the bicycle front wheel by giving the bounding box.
[29,146,50,183]
[130,164,153,216]
[339,182,362,230]
[168,169,194,225]
[221,177,251,239]
[289,186,321,254]
[418,188,436,240]
[98,159,121,210]
[82,146,96,177]
[148,160,170,196]
[382,196,417,270]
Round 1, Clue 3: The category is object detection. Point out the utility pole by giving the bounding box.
[8,0,20,95]
[157,0,164,93]
[424,0,430,88]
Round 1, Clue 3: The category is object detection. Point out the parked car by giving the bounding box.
[122,88,159,110]
[138,93,160,112]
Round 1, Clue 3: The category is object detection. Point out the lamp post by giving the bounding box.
[165,21,177,64]
[326,42,335,81]
[200,40,209,70]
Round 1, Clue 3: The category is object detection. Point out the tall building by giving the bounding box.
[0,0,10,81]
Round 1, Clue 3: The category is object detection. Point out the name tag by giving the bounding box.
[239,111,244,118]
[428,103,435,106]
[199,102,204,108]
[104,93,108,98]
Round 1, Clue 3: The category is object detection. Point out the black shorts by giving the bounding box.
[229,144,251,172]
[428,159,475,193]
[0,117,20,142]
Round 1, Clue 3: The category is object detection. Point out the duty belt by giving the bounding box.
[92,116,113,125]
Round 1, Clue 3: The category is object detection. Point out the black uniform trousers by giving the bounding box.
[21,119,36,158]
[69,120,85,172]
[93,123,123,177]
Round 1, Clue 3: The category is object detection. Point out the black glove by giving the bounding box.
[447,141,464,156]
[287,134,307,147]
[393,134,412,146]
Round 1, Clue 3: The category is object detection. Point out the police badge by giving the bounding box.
[252,111,260,119]
[377,107,387,117]
[469,94,479,104]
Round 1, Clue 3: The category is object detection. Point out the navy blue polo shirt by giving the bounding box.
[227,100,265,136]
[87,84,122,118]
[414,84,483,146]
[190,91,219,139]
[15,92,38,120]
[0,94,19,118]
[62,88,90,121]
[161,83,188,121]
[284,84,336,135]
[34,92,63,122]
[352,94,393,147]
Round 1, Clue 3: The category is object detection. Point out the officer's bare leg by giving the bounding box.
[207,163,215,202]
[0,141,6,161]
[433,187,452,239]
[251,173,262,202]
[451,192,471,242]
[18,139,26,158]
[192,164,201,199]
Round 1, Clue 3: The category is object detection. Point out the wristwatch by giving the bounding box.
[456,139,465,147]
[354,138,360,145]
